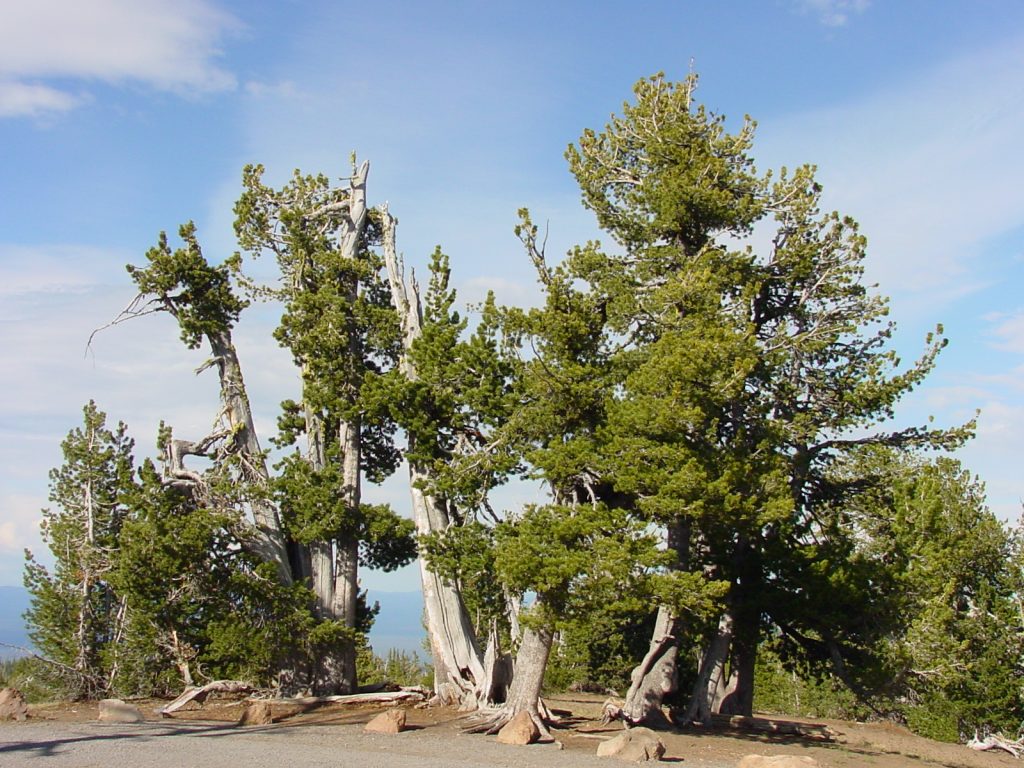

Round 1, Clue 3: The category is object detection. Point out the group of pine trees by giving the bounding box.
[24,74,1024,742]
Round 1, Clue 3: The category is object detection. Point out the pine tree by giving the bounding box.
[565,73,971,725]
[23,401,135,699]
[234,159,414,693]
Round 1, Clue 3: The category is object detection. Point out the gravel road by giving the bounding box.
[0,720,618,768]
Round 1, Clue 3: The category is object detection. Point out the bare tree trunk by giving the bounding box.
[619,606,681,727]
[717,606,757,717]
[207,331,291,584]
[330,417,361,694]
[379,206,491,708]
[682,610,734,725]
[619,517,690,727]
[467,622,554,736]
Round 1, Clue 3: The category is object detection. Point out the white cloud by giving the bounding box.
[757,34,1024,320]
[985,309,1024,353]
[793,0,870,27]
[244,80,302,100]
[0,494,44,584]
[0,244,126,295]
[0,79,83,118]
[0,0,239,117]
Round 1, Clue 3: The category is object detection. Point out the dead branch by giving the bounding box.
[968,733,1024,758]
[159,679,256,715]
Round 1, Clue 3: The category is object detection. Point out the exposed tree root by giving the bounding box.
[602,696,673,730]
[461,702,556,741]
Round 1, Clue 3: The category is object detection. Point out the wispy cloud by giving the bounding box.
[0,0,239,118]
[757,33,1024,320]
[0,244,128,295]
[793,0,871,27]
[985,309,1024,353]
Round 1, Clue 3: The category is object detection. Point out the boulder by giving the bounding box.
[737,756,821,768]
[0,688,28,721]
[238,700,274,726]
[496,710,540,745]
[98,698,144,723]
[596,727,666,762]
[364,708,407,734]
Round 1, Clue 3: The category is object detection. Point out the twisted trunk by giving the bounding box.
[379,207,493,708]
[466,621,554,736]
[619,517,690,726]
[207,330,291,584]
[682,609,734,725]
[619,606,681,727]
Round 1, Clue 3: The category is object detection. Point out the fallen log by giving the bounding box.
[711,714,838,742]
[266,687,429,707]
[160,680,255,716]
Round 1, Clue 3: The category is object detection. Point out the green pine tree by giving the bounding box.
[23,401,135,699]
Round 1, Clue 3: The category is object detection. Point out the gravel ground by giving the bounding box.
[0,719,651,768]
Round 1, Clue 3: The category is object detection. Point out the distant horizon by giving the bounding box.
[0,585,427,660]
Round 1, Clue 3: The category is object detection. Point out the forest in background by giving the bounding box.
[15,73,1023,745]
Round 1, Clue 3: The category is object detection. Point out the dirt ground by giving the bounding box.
[1,692,1019,768]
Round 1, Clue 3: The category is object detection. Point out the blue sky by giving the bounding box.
[2,0,1023,590]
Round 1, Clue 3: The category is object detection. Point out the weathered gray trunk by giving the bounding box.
[379,206,491,707]
[717,604,757,716]
[620,517,690,726]
[682,609,734,725]
[207,330,291,584]
[619,606,681,727]
[330,417,361,694]
[503,623,554,722]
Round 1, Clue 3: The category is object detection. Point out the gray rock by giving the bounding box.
[0,687,28,721]
[238,700,274,726]
[596,727,666,762]
[98,698,144,723]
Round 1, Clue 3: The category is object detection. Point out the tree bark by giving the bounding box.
[619,606,680,727]
[619,517,690,727]
[206,330,292,584]
[379,206,491,708]
[466,622,554,736]
[718,603,757,717]
[682,609,734,725]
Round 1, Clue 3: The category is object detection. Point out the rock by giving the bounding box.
[238,700,274,726]
[496,710,540,745]
[0,688,28,721]
[98,698,144,723]
[364,708,407,734]
[737,756,821,768]
[596,727,666,762]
